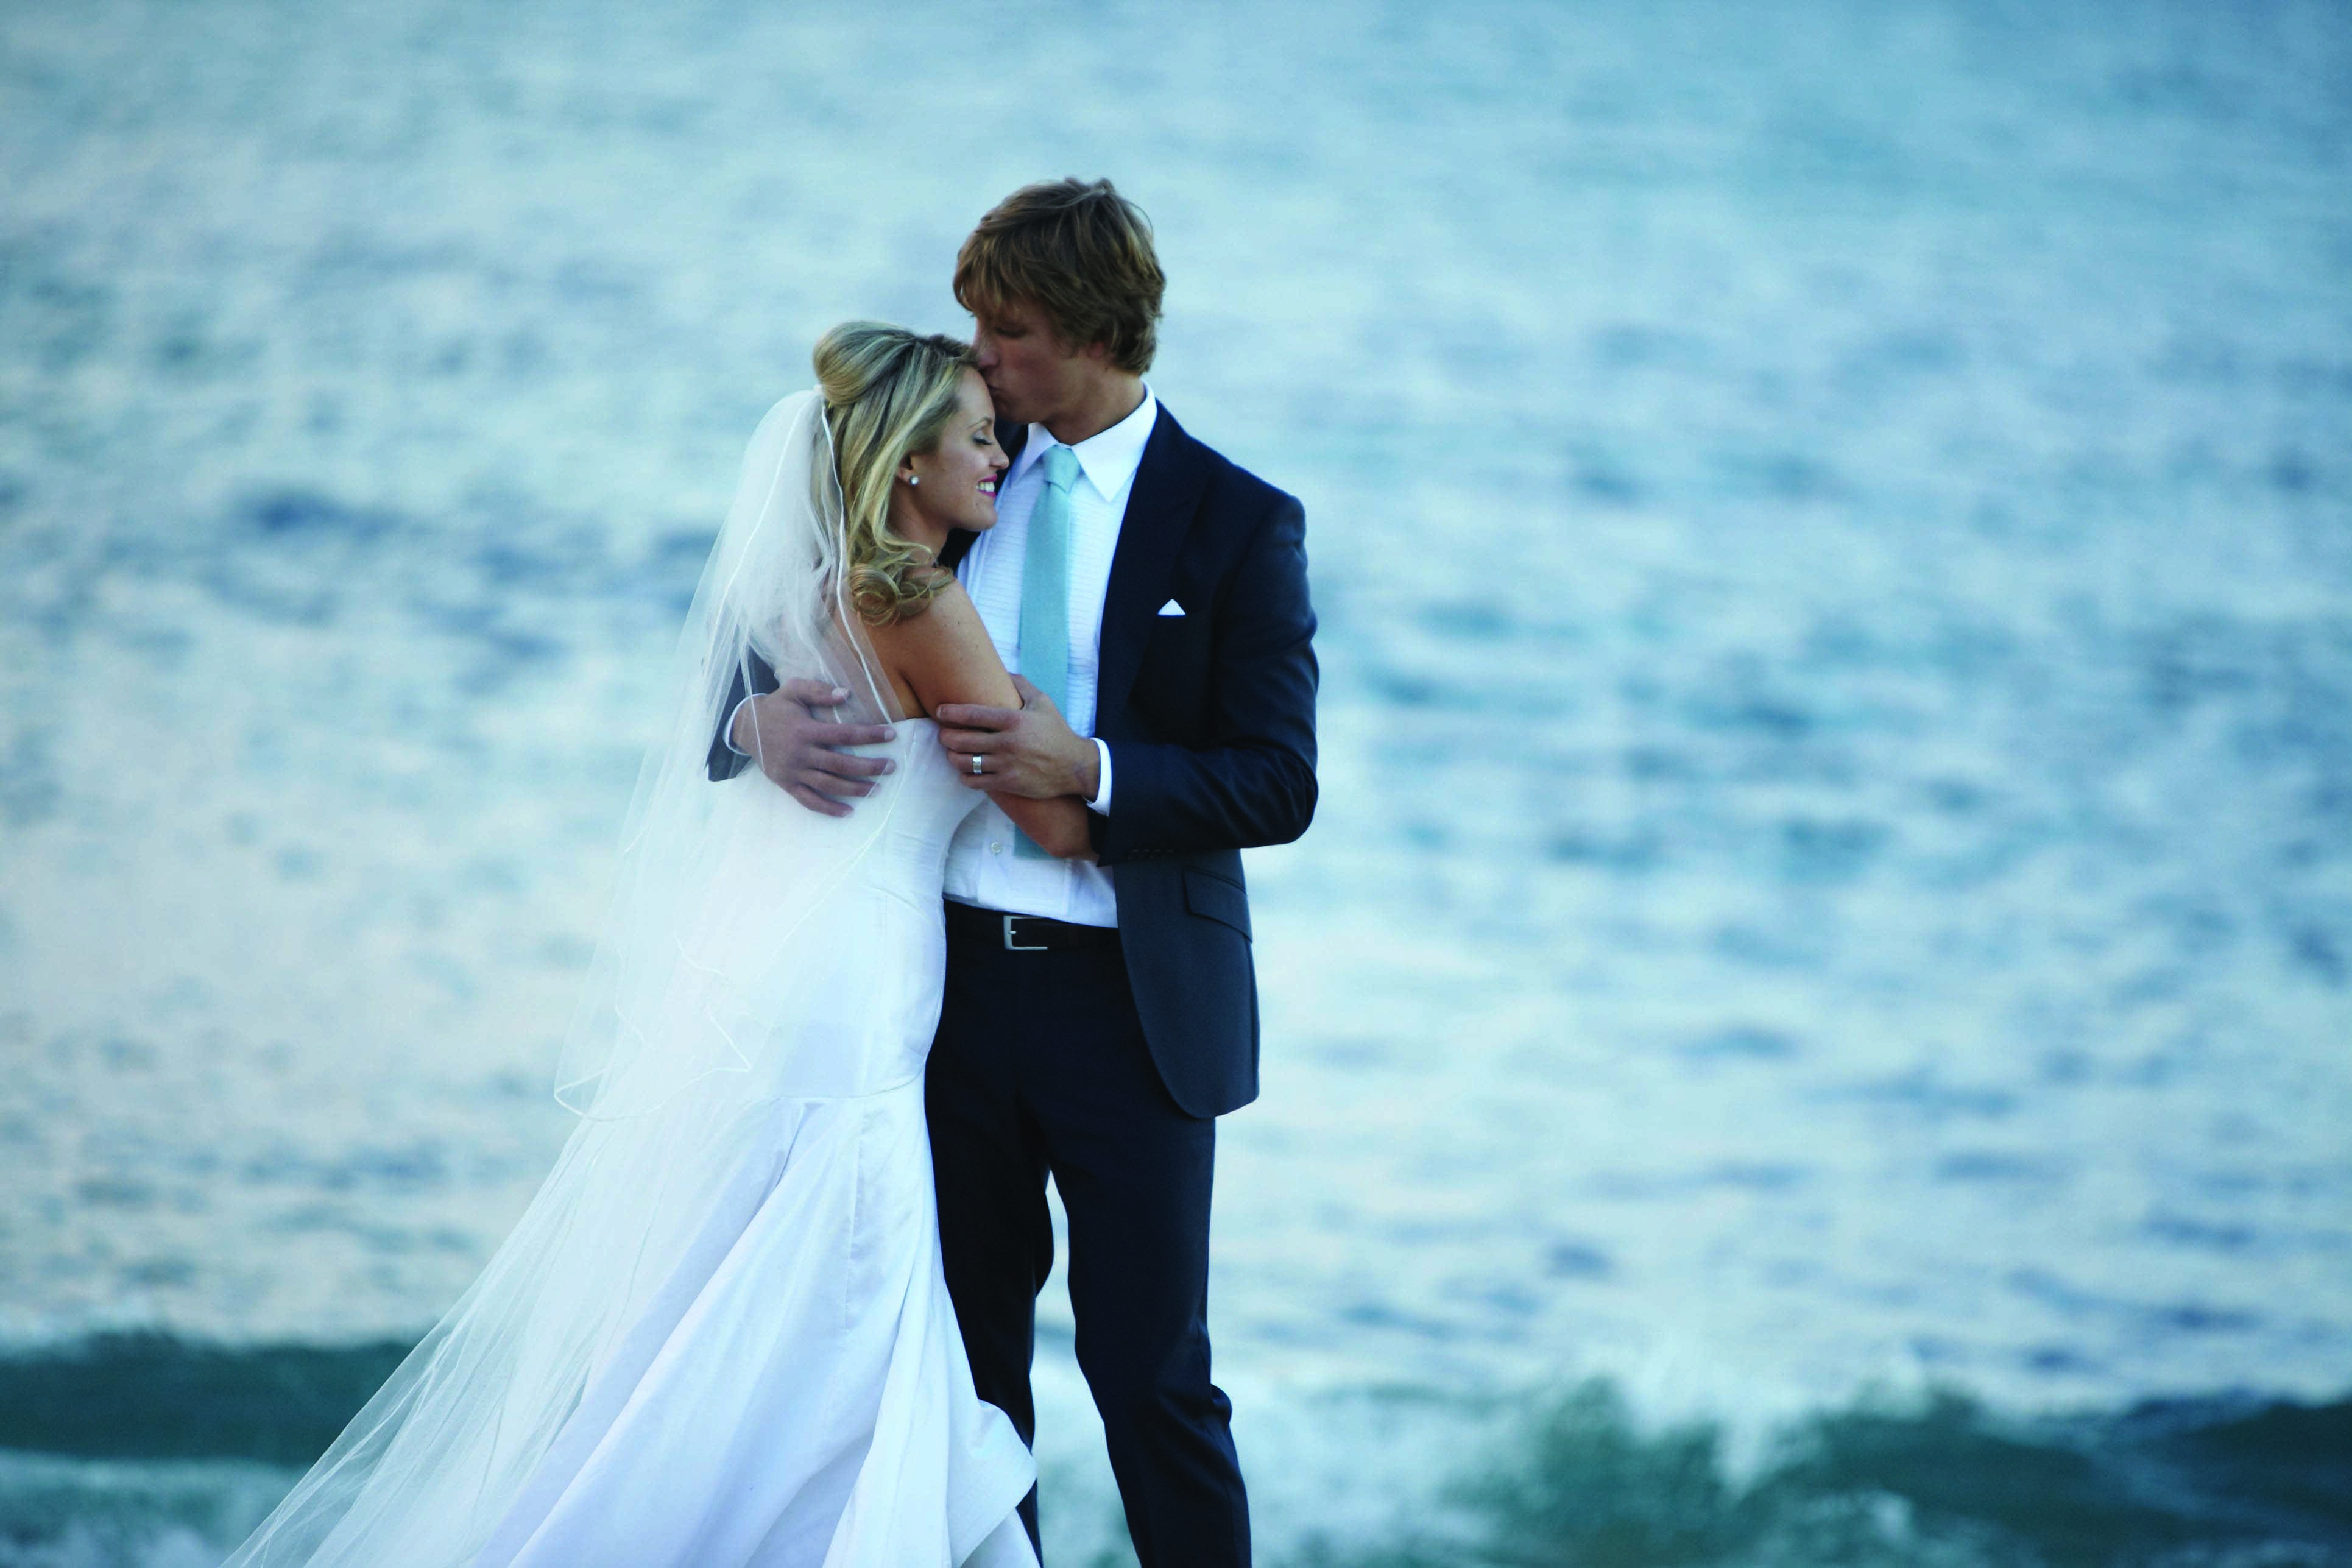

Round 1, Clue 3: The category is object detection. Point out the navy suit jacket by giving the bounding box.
[708,403,1317,1117]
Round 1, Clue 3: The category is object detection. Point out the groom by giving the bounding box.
[713,178,1315,1565]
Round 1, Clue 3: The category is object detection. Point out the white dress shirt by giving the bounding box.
[943,387,1157,927]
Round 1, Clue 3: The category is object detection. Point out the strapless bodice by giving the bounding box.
[858,718,987,908]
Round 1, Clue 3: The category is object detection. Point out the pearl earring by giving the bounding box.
[907,475,919,486]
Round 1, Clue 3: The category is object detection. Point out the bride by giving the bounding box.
[227,323,1092,1567]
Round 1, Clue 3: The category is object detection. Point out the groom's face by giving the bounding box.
[971,298,1100,430]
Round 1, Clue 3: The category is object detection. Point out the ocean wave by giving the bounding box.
[1307,1380,2352,1568]
[2,1335,2347,1567]
[0,1334,410,1467]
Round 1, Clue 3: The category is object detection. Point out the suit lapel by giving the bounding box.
[1095,405,1205,729]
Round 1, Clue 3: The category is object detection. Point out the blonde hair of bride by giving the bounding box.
[812,320,975,625]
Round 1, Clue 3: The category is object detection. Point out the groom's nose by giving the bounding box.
[972,331,999,368]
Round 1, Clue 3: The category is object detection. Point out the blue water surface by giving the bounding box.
[2,0,2348,1561]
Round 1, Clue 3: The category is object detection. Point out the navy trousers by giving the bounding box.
[925,909,1250,1566]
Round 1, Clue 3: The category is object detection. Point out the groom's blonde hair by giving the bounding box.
[812,321,972,624]
[955,178,1164,373]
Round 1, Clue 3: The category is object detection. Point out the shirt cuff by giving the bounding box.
[723,696,755,757]
[1087,738,1112,814]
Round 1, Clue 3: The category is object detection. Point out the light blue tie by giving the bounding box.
[1014,445,1079,859]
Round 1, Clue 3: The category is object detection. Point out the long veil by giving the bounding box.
[225,390,919,1566]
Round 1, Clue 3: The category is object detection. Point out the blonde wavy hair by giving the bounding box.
[811,321,976,624]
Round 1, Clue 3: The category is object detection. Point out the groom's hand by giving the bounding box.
[735,679,897,818]
[938,676,1100,800]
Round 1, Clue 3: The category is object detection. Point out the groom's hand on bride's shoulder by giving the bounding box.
[937,676,1100,801]
[736,678,897,818]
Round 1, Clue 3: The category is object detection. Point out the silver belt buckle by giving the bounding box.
[1003,914,1048,951]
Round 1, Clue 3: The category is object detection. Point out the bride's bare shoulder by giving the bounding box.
[863,579,1017,718]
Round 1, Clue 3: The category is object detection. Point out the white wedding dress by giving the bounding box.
[230,720,1037,1568]
[462,718,1034,1567]
[228,393,1033,1568]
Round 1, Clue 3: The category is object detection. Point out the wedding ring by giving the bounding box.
[970,754,984,775]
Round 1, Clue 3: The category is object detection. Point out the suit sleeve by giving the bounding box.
[1092,492,1318,861]
[704,647,779,782]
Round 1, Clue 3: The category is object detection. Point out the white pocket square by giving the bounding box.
[1157,599,1185,617]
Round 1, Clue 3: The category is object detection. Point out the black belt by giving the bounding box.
[945,900,1121,952]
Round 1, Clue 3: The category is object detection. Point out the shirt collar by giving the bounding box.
[1010,386,1159,500]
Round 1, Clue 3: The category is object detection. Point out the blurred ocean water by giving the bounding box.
[2,0,2349,1562]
